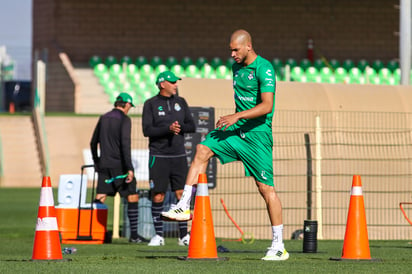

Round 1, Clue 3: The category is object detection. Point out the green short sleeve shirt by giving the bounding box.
[232,55,276,132]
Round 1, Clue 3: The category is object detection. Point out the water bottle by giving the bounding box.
[62,247,77,254]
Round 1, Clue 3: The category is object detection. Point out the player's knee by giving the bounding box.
[152,192,165,203]
[195,144,213,161]
[127,194,139,203]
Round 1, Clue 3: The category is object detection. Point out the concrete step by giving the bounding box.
[75,68,113,114]
[0,116,42,187]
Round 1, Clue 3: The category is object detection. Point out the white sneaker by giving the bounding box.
[178,234,190,246]
[161,204,192,221]
[261,248,289,261]
[148,235,165,246]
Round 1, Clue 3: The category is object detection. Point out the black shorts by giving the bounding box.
[96,167,137,198]
[149,156,188,193]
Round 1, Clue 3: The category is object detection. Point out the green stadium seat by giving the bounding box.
[146,72,157,84]
[165,56,178,68]
[215,65,232,79]
[371,59,384,72]
[386,76,398,85]
[120,56,133,65]
[319,67,333,83]
[195,57,208,68]
[347,67,363,84]
[285,58,297,68]
[119,81,133,93]
[342,59,355,71]
[108,90,121,104]
[115,72,128,84]
[378,68,392,83]
[103,81,117,94]
[333,67,348,83]
[150,56,163,68]
[129,72,141,84]
[185,64,201,78]
[180,56,193,68]
[89,55,102,68]
[271,58,283,69]
[347,68,365,84]
[357,59,370,72]
[94,63,108,77]
[200,64,216,79]
[364,67,377,83]
[210,57,223,69]
[299,58,312,70]
[290,66,304,81]
[98,72,111,85]
[170,64,185,77]
[140,64,154,79]
[328,59,340,70]
[109,64,122,77]
[126,64,138,77]
[135,56,148,67]
[313,58,326,70]
[305,66,319,82]
[368,75,381,85]
[323,75,337,84]
[134,81,148,93]
[349,74,366,84]
[105,55,118,67]
[393,68,401,82]
[154,64,168,75]
[387,60,399,72]
[225,57,235,68]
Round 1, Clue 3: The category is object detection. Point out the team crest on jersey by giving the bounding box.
[174,103,181,111]
[248,71,254,80]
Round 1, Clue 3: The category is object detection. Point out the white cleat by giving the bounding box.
[178,234,190,246]
[148,235,165,246]
[261,248,290,261]
[161,205,192,221]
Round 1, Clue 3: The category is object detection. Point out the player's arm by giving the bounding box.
[216,92,273,130]
[217,63,275,130]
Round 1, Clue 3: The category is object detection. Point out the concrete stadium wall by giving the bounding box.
[179,78,412,113]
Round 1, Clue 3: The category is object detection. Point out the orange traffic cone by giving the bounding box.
[184,174,226,261]
[31,176,63,260]
[331,175,380,261]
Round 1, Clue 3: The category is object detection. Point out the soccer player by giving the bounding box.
[161,29,289,260]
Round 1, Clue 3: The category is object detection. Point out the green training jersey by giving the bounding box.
[232,55,276,132]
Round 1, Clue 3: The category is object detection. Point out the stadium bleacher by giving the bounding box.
[89,55,404,105]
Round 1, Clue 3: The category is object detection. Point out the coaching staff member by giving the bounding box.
[91,92,145,243]
[142,71,196,246]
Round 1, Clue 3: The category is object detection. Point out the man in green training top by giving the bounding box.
[161,29,289,261]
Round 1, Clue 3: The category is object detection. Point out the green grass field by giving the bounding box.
[1,188,412,273]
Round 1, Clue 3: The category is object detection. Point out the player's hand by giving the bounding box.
[216,114,238,131]
[125,170,134,183]
[169,121,181,135]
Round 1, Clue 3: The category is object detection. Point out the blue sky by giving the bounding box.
[0,0,32,80]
